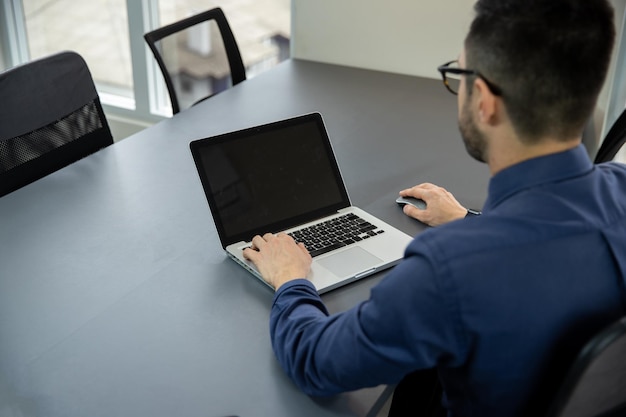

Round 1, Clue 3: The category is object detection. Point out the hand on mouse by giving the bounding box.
[399,183,468,226]
[243,233,312,291]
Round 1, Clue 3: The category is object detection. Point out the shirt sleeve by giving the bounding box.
[269,249,467,397]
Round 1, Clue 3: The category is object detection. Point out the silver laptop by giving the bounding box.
[189,113,413,293]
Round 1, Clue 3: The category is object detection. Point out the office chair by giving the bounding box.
[0,51,114,198]
[546,316,626,417]
[144,7,246,114]
[594,108,626,163]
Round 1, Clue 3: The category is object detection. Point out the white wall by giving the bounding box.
[292,0,624,80]
[291,0,475,79]
[106,112,153,143]
[292,0,625,147]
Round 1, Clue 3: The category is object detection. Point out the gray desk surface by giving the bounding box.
[0,59,488,417]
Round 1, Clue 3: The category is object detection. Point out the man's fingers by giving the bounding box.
[243,247,259,262]
[403,204,424,219]
[400,183,436,198]
[251,234,273,250]
[297,242,311,256]
[249,233,298,254]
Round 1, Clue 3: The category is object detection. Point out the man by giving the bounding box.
[244,0,626,415]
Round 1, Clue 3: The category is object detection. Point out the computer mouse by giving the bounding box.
[396,196,427,210]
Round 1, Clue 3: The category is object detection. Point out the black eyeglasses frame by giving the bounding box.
[437,60,503,96]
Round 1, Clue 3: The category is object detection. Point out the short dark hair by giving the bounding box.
[465,0,615,141]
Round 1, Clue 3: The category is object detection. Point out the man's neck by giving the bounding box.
[487,136,581,176]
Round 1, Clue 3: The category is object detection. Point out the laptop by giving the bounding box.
[189,112,413,293]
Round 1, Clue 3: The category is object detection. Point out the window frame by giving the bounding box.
[605,4,626,136]
[0,0,166,125]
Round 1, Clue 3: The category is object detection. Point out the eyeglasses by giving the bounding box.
[437,60,503,96]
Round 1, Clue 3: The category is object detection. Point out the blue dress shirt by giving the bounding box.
[269,145,626,416]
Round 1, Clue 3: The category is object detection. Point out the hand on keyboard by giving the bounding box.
[243,233,312,291]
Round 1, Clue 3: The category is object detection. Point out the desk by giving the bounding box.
[0,59,488,417]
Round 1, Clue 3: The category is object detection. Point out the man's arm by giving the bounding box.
[268,252,466,396]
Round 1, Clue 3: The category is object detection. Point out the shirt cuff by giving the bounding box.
[272,279,316,303]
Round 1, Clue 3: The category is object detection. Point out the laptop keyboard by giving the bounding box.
[288,213,385,258]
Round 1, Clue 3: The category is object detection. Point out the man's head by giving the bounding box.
[462,0,615,147]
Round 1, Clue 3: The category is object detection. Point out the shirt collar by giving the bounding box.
[484,144,593,212]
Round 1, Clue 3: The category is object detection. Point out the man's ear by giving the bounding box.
[473,78,498,125]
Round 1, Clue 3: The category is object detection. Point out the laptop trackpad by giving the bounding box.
[318,247,383,277]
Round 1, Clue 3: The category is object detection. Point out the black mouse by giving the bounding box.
[396,196,427,210]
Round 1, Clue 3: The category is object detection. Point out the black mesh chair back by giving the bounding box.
[0,51,113,198]
[594,108,626,163]
[144,7,246,115]
[546,316,626,417]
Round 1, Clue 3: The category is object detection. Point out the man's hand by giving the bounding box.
[399,183,467,227]
[243,233,312,291]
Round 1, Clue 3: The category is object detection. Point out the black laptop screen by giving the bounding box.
[190,113,350,246]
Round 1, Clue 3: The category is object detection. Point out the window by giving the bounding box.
[0,39,5,70]
[605,3,626,162]
[151,0,290,115]
[158,0,290,77]
[23,0,133,100]
[1,0,290,123]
